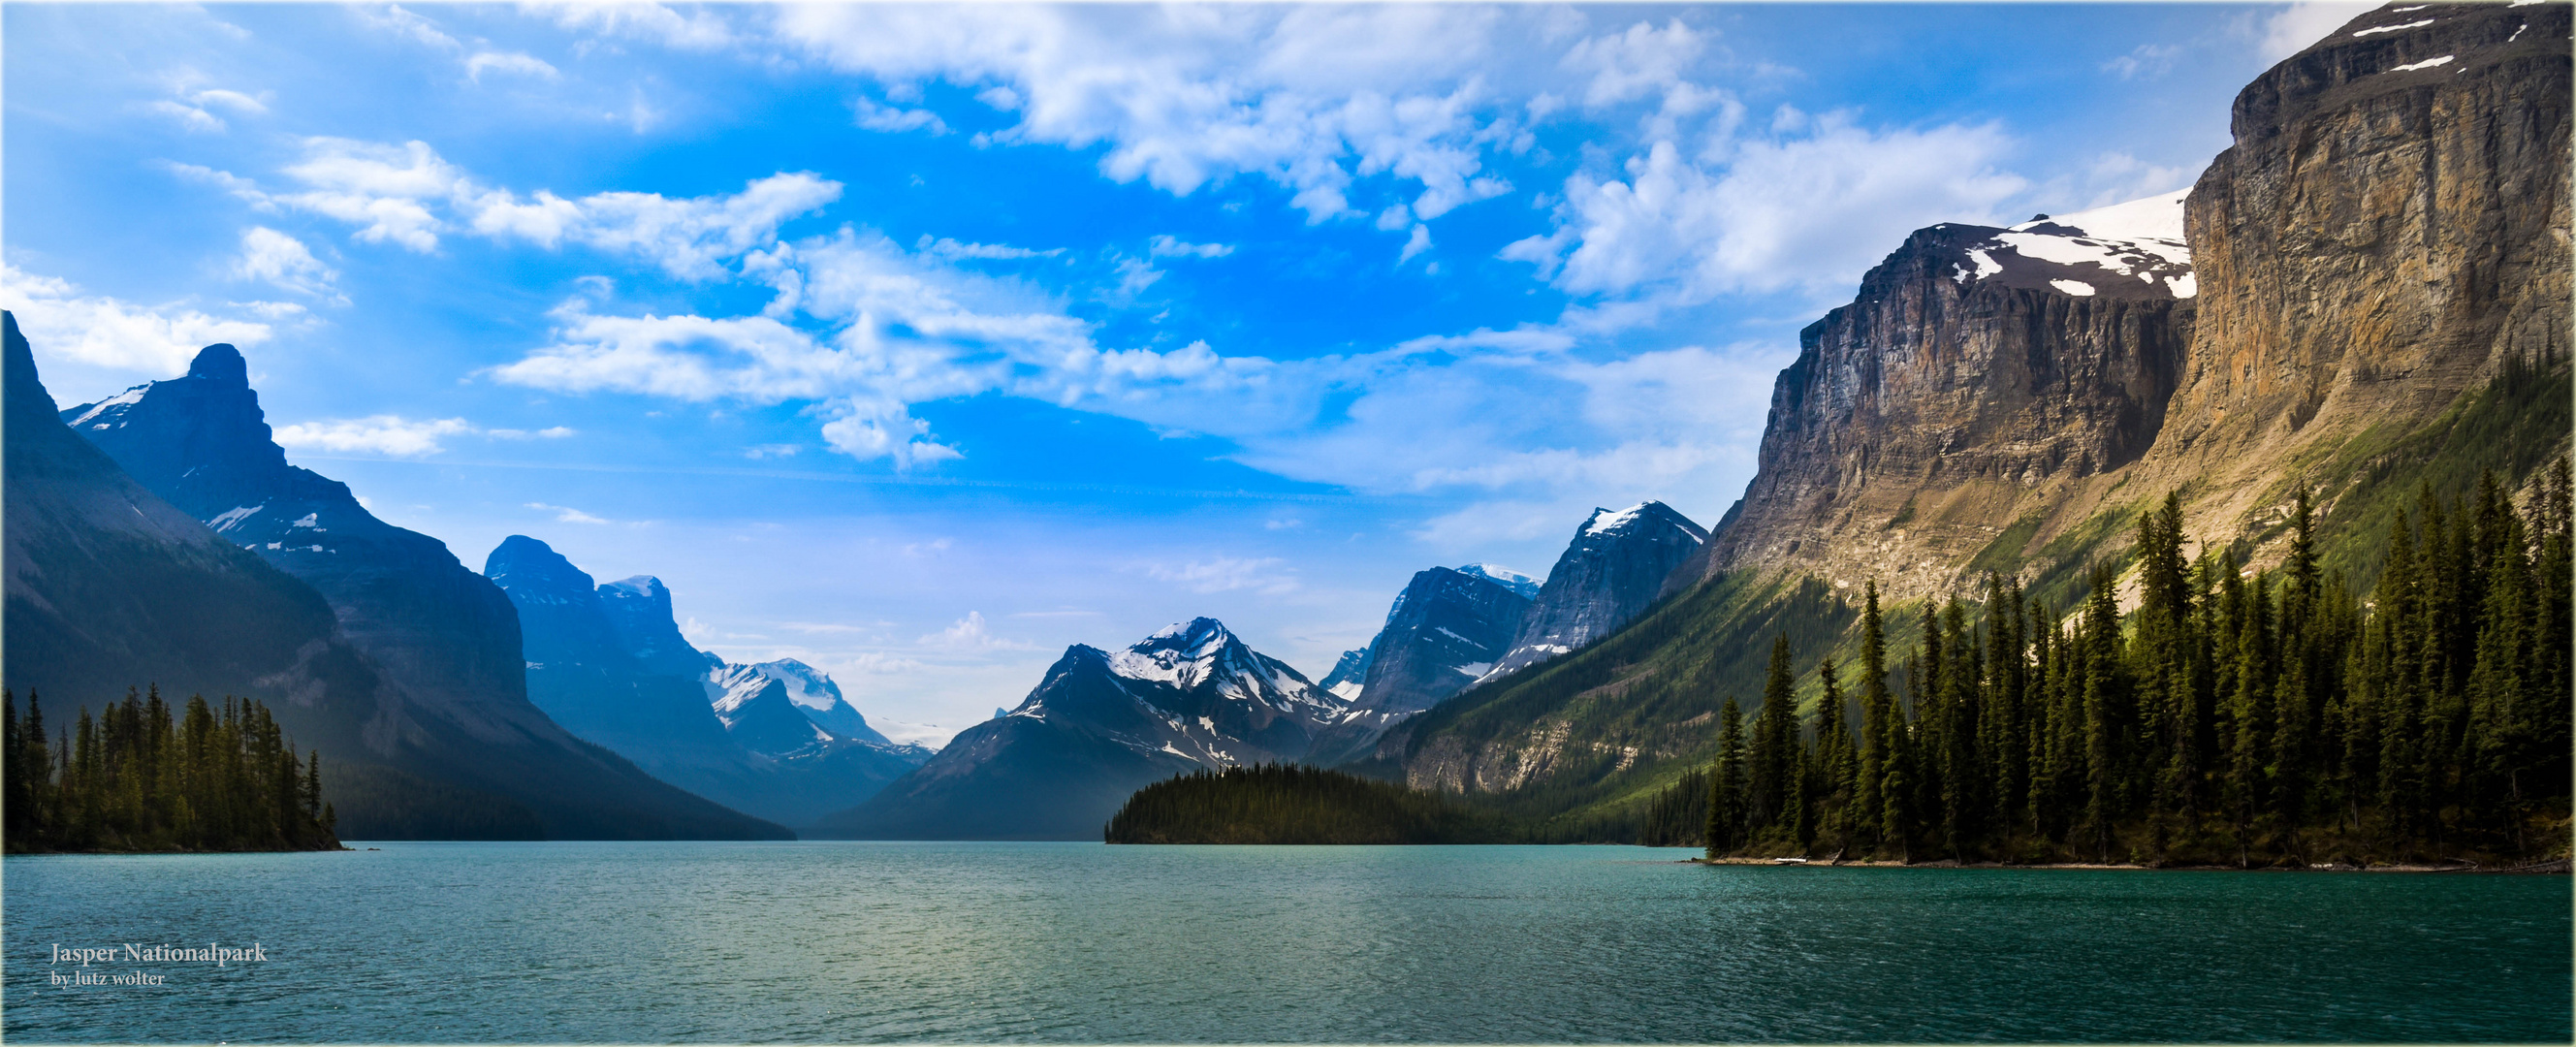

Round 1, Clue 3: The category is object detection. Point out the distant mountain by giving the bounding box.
[1317,648,1371,702]
[1306,565,1533,766]
[486,537,931,828]
[597,575,721,680]
[1456,562,1542,600]
[1480,502,1706,681]
[810,618,1347,840]
[17,325,781,840]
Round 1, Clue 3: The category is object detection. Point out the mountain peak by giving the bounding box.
[1456,562,1542,598]
[187,343,248,386]
[1579,501,1704,542]
[599,574,667,600]
[484,535,597,599]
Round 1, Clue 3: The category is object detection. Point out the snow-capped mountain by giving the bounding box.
[809,618,1348,840]
[1929,189,2194,302]
[1456,562,1542,600]
[1307,565,1536,766]
[1481,502,1707,682]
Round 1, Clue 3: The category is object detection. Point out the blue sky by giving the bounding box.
[4,2,2366,745]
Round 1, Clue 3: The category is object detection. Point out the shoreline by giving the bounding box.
[1690,855,2573,873]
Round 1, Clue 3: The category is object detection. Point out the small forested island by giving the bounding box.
[1105,764,1517,844]
[1653,474,2572,870]
[4,688,341,853]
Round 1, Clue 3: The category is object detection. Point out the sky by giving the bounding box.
[3,1,2370,746]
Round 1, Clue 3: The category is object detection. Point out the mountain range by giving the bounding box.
[811,618,1345,840]
[12,329,788,840]
[484,535,931,828]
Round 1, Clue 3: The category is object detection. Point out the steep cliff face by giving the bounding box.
[1686,195,2197,603]
[2106,0,2572,552]
[1388,2,2569,821]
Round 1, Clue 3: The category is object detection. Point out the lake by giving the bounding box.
[3,841,2566,1042]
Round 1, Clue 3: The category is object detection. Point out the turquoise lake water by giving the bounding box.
[2,841,2566,1042]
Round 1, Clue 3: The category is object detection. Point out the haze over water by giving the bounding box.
[5,842,2565,1043]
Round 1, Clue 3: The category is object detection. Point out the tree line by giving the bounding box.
[1106,763,1516,843]
[5,687,341,853]
[1681,467,2572,867]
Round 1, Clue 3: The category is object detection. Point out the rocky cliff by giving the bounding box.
[1387,1,2571,824]
[1681,195,2197,603]
[2102,0,2573,564]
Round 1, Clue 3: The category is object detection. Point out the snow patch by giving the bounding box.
[1965,249,2004,280]
[2353,18,2433,36]
[1580,503,1648,536]
[207,505,265,532]
[2050,279,2098,297]
[2389,55,2455,72]
[2166,272,2198,299]
[1455,661,1493,678]
[64,387,147,429]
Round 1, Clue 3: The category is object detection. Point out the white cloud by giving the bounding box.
[1397,224,1433,264]
[2102,44,2182,80]
[1148,235,1234,259]
[2261,2,2374,63]
[529,1,739,51]
[918,611,1029,650]
[249,138,841,276]
[2,266,273,376]
[273,415,475,457]
[852,97,949,135]
[466,51,560,81]
[918,236,1061,261]
[1144,556,1300,596]
[277,139,463,251]
[231,227,342,302]
[1510,117,2028,305]
[360,5,462,51]
[773,5,1521,223]
[145,100,228,134]
[525,501,612,524]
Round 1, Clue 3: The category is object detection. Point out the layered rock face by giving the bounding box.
[2109,1,2572,542]
[1687,197,2197,602]
[1487,502,1706,677]
[1306,565,1534,766]
[812,618,1347,840]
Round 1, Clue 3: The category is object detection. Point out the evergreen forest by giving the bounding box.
[1668,469,2573,868]
[1106,764,1517,843]
[4,687,342,853]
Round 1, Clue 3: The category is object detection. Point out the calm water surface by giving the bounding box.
[3,841,2566,1042]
